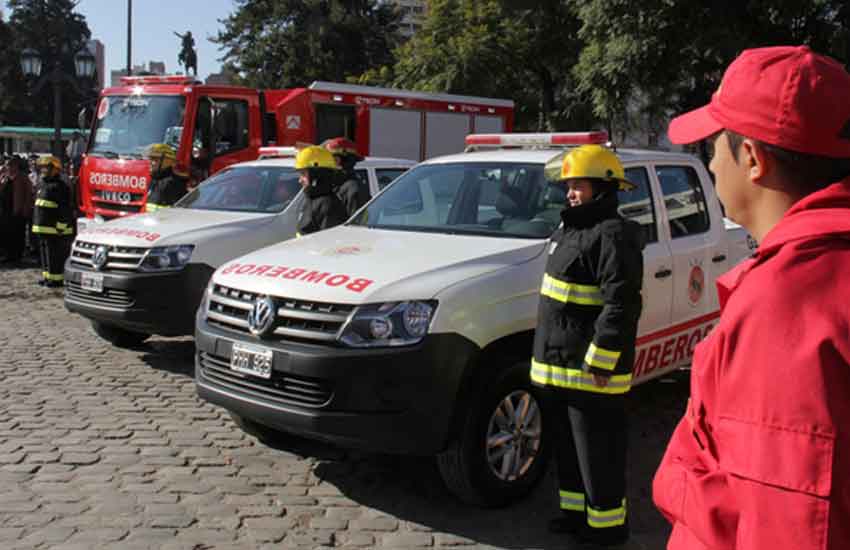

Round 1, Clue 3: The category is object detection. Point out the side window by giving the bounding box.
[620,166,658,244]
[656,165,710,238]
[211,98,250,155]
[375,168,407,190]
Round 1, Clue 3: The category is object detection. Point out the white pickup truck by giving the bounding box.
[193,133,754,506]
[63,150,415,347]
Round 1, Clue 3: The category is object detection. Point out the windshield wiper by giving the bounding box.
[88,150,119,159]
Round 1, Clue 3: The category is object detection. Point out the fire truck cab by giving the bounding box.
[78,77,514,226]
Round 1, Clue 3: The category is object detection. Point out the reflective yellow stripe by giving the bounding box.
[32,225,58,235]
[531,359,632,394]
[43,272,64,282]
[295,232,302,238]
[584,343,621,371]
[587,500,627,528]
[35,199,58,208]
[146,203,169,212]
[559,490,585,512]
[540,273,603,306]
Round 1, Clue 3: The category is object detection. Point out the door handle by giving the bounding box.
[712,254,727,263]
[655,269,672,279]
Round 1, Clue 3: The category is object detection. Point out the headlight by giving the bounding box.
[139,245,194,272]
[339,301,437,348]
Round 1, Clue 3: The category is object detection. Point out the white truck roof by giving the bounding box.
[421,147,699,166]
[231,156,417,170]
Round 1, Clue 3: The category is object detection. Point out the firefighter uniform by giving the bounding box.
[144,143,188,212]
[531,145,643,545]
[323,137,370,217]
[32,156,73,287]
[294,146,347,237]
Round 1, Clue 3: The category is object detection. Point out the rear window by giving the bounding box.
[177,165,300,213]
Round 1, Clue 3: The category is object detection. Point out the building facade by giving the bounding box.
[389,0,427,38]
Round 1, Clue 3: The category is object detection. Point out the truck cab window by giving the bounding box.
[211,99,250,154]
[620,167,658,244]
[656,165,710,238]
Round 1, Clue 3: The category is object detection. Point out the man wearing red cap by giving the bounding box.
[653,45,850,549]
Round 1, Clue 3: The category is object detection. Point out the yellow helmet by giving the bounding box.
[557,144,635,191]
[145,143,177,171]
[36,155,61,177]
[294,145,338,171]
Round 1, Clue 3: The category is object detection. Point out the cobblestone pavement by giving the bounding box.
[0,258,689,550]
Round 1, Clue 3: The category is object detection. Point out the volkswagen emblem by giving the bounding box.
[92,245,109,271]
[248,296,276,337]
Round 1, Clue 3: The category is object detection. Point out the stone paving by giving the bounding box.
[0,258,689,549]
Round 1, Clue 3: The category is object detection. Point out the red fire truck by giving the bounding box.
[79,76,514,221]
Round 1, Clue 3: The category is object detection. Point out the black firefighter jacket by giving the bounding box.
[32,176,73,237]
[531,191,644,395]
[335,170,371,218]
[147,169,188,211]
[296,174,347,236]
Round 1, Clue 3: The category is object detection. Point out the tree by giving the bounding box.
[386,0,594,131]
[214,0,402,88]
[7,0,93,128]
[573,0,850,145]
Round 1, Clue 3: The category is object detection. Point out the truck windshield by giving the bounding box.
[351,162,563,239]
[176,165,301,213]
[89,95,186,158]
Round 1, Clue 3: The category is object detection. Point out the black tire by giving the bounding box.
[91,321,150,348]
[228,411,288,445]
[437,360,549,507]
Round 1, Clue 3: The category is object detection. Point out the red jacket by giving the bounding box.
[653,179,850,550]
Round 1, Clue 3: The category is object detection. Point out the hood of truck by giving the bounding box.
[213,225,548,304]
[76,208,275,248]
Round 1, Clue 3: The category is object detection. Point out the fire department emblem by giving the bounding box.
[92,246,109,271]
[248,296,276,337]
[688,264,705,305]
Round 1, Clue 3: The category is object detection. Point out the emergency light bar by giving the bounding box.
[119,75,199,86]
[258,146,299,159]
[465,131,609,150]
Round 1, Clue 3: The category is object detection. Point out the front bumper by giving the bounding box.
[63,261,214,336]
[194,316,479,455]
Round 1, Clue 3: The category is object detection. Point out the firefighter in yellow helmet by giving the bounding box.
[532,144,644,545]
[144,143,188,212]
[32,156,73,287]
[294,145,346,237]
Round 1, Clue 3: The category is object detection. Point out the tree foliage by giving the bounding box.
[214,0,402,88]
[5,0,93,128]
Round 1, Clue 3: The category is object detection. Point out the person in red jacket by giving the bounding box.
[653,45,850,550]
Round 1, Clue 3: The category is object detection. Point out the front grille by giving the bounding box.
[206,284,355,345]
[70,240,148,272]
[65,280,134,308]
[198,351,334,408]
[91,200,143,214]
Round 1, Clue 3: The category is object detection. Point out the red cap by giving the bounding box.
[668,46,850,158]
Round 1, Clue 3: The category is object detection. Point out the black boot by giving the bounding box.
[548,515,583,534]
[573,523,629,547]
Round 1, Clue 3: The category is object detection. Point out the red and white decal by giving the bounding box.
[220,263,374,294]
[82,226,161,242]
[688,264,705,305]
[632,312,719,378]
[97,98,110,120]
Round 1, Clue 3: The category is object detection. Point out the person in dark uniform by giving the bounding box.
[295,145,346,237]
[323,137,370,217]
[32,156,73,287]
[531,144,644,546]
[144,143,189,212]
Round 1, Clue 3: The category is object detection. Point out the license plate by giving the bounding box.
[80,272,104,293]
[230,343,273,379]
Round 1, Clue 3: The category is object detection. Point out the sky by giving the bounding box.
[6,0,238,82]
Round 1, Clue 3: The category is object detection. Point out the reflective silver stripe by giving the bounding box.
[559,490,585,511]
[587,500,627,528]
[530,359,631,395]
[584,343,621,371]
[540,273,603,306]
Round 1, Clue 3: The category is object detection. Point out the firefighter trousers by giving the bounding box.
[38,236,70,284]
[543,388,628,533]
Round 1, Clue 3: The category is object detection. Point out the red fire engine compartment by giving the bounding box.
[78,78,514,220]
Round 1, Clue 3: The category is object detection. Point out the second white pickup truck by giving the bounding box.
[194,133,754,506]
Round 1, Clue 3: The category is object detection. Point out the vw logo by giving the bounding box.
[92,246,109,271]
[248,296,276,337]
